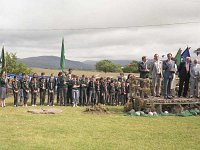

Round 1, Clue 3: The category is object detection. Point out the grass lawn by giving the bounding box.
[31,67,137,78]
[0,97,199,150]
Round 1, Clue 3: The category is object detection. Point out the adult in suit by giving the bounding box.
[150,54,163,97]
[138,56,149,98]
[178,57,191,97]
[190,59,199,98]
[163,53,176,99]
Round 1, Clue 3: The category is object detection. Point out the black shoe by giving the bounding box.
[167,96,173,99]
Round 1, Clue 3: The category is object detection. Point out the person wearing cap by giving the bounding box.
[12,76,21,107]
[178,57,191,97]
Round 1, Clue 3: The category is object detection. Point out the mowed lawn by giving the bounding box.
[0,97,199,150]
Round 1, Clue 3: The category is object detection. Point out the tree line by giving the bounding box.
[95,60,139,73]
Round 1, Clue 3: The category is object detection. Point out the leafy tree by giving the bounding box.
[96,60,122,73]
[5,52,32,74]
[122,60,139,73]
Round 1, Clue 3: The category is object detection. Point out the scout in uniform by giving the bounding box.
[88,76,96,106]
[99,77,105,105]
[30,77,39,106]
[108,80,115,105]
[95,78,101,104]
[19,73,26,105]
[57,72,64,106]
[47,73,56,106]
[39,72,47,105]
[12,76,21,107]
[115,81,121,106]
[63,73,68,106]
[21,75,30,106]
[79,75,88,106]
[121,81,127,105]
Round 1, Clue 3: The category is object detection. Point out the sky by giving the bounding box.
[0,0,200,61]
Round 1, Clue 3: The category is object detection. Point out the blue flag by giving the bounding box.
[181,47,191,60]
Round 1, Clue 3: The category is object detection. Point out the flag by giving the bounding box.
[181,47,191,60]
[174,48,182,67]
[60,38,65,71]
[0,46,6,72]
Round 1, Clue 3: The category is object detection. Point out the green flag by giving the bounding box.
[175,48,182,67]
[0,46,5,72]
[60,38,65,71]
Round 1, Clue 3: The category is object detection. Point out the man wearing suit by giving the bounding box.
[163,53,176,99]
[178,57,191,97]
[138,56,149,98]
[151,54,163,97]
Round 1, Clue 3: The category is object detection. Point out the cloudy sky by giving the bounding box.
[0,0,200,61]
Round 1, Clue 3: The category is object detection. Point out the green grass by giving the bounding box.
[0,97,200,150]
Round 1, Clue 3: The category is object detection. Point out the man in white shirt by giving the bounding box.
[151,54,163,97]
[190,59,200,98]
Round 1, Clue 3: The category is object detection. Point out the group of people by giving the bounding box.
[0,53,199,107]
[0,70,131,107]
[138,53,200,99]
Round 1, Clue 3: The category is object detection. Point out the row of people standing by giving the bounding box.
[56,72,130,107]
[138,53,200,99]
[6,71,132,107]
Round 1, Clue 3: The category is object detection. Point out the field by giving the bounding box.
[0,96,200,150]
[31,68,134,78]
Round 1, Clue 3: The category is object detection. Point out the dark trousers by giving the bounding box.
[63,88,68,106]
[178,76,190,97]
[48,91,54,106]
[57,87,59,104]
[23,91,29,105]
[80,88,87,106]
[67,88,73,104]
[13,92,19,106]
[31,92,37,105]
[40,89,46,105]
[100,92,105,104]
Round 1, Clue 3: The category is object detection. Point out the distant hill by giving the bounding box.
[18,56,95,70]
[18,56,134,70]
